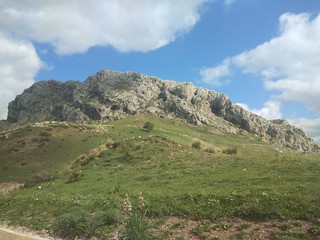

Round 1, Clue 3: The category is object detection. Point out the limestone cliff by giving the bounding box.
[5,70,319,152]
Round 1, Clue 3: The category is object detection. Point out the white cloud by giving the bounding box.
[201,12,320,117]
[234,13,320,114]
[289,118,320,143]
[0,0,208,119]
[236,100,282,120]
[0,0,208,54]
[200,59,231,86]
[0,33,42,120]
[224,0,236,6]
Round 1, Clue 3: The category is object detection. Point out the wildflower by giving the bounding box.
[123,193,132,219]
[138,192,145,210]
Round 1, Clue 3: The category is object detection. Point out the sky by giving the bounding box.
[1,0,320,142]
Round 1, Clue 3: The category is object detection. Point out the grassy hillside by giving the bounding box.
[1,116,320,239]
[0,122,108,182]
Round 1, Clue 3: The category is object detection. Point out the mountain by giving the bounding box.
[3,69,319,152]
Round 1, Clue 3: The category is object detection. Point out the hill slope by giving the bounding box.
[4,69,319,152]
[1,116,320,239]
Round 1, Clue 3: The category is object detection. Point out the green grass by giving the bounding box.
[1,116,320,238]
[0,123,108,182]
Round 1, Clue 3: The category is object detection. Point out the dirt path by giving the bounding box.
[0,227,49,240]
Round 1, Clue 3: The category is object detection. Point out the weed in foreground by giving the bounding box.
[121,192,156,240]
[308,225,320,237]
[53,210,121,239]
[192,220,212,238]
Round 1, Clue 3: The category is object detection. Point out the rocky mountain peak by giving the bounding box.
[4,69,319,152]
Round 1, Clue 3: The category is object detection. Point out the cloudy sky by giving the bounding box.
[1,0,320,142]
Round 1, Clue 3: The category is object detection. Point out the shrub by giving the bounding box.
[66,170,84,183]
[84,210,122,237]
[192,141,201,150]
[39,132,52,137]
[24,172,55,187]
[222,146,237,154]
[70,154,87,169]
[143,122,154,131]
[82,156,95,166]
[53,210,121,239]
[53,211,86,239]
[205,147,215,153]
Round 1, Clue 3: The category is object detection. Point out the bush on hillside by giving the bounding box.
[39,132,52,137]
[192,141,202,150]
[205,147,215,153]
[66,170,84,183]
[143,122,154,131]
[222,146,237,154]
[24,172,55,187]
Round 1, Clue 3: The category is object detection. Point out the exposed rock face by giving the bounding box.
[7,80,81,124]
[6,70,319,152]
[0,120,10,132]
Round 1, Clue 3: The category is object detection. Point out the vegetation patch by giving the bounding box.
[65,170,84,183]
[0,116,320,239]
[24,172,56,187]
[39,132,52,137]
[142,121,154,131]
[191,140,202,150]
[222,146,237,154]
[53,210,121,239]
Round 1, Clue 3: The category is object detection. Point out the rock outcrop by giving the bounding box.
[5,70,319,152]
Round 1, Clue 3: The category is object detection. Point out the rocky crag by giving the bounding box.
[4,70,319,152]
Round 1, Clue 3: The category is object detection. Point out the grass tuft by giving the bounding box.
[53,210,121,239]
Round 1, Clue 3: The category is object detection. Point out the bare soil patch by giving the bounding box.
[0,182,24,195]
[155,217,314,239]
[0,223,61,240]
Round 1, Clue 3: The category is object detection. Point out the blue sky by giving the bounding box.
[1,0,320,142]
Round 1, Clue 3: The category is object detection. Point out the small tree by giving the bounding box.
[143,122,154,131]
